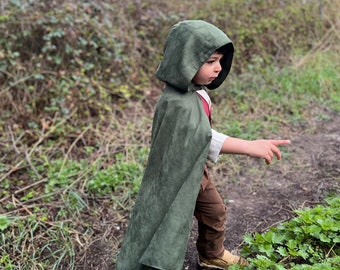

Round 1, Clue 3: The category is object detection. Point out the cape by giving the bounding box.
[116,87,211,269]
[116,20,233,270]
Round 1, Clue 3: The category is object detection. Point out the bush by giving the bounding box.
[1,0,337,128]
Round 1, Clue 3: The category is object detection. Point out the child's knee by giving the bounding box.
[217,204,227,222]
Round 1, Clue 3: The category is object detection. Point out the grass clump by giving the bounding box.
[213,50,340,140]
[0,214,81,269]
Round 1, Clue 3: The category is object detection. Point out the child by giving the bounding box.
[116,20,290,270]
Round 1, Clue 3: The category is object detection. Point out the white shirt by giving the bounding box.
[196,90,228,162]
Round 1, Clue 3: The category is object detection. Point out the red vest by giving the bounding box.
[198,94,211,124]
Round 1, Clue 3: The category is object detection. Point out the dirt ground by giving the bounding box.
[85,113,339,270]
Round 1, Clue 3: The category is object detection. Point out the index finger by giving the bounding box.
[269,140,291,146]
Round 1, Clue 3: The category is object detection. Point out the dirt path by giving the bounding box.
[184,114,340,269]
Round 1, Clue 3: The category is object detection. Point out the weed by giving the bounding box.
[231,197,340,269]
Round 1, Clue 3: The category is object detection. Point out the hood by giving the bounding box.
[156,20,234,92]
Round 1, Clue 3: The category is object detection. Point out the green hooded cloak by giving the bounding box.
[116,20,233,270]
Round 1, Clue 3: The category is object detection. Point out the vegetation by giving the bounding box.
[230,197,340,270]
[0,0,339,269]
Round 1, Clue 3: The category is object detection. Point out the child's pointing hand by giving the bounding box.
[221,138,291,165]
[246,139,291,165]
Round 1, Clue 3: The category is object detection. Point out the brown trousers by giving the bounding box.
[194,169,227,258]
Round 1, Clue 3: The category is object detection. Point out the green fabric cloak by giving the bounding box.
[116,20,233,270]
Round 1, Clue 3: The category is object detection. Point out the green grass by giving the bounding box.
[0,214,81,269]
[213,51,340,140]
[0,147,147,269]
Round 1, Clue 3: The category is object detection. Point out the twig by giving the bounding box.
[326,243,336,258]
[4,202,64,216]
[8,125,22,154]
[0,70,59,97]
[261,217,292,232]
[0,178,48,204]
[272,205,284,216]
[279,255,291,264]
[63,167,92,194]
[21,189,64,205]
[12,195,33,215]
[0,110,76,183]
[24,148,41,179]
[0,75,33,98]
[294,22,338,68]
[59,125,90,177]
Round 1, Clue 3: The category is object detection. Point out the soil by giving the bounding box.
[83,113,339,270]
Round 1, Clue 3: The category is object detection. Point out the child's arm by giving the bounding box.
[220,137,290,165]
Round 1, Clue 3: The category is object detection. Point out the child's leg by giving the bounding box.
[194,170,227,258]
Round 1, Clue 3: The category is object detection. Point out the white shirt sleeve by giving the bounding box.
[208,129,228,163]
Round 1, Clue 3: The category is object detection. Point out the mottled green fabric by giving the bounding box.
[116,20,233,270]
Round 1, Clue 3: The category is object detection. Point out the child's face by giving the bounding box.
[192,52,223,86]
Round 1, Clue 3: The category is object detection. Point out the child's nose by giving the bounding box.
[215,62,222,72]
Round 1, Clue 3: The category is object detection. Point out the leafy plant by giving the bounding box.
[0,215,11,231]
[232,197,340,269]
[87,151,147,195]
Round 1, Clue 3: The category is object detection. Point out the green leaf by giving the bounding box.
[305,224,321,235]
[332,236,340,243]
[316,218,334,231]
[319,233,331,243]
[0,216,11,231]
[277,246,289,256]
[259,244,275,257]
[287,239,298,250]
[297,243,309,259]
